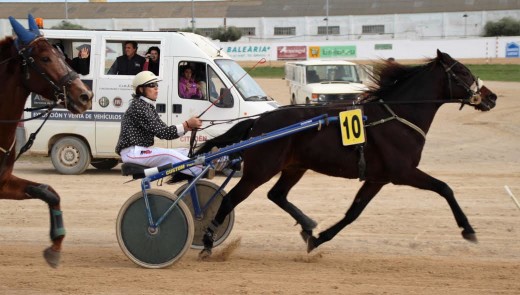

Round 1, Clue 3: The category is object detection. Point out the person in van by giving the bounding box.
[143,46,160,76]
[115,71,205,177]
[71,44,90,75]
[53,43,72,67]
[107,41,145,75]
[179,66,203,99]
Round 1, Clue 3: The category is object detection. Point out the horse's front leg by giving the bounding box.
[199,177,260,259]
[267,168,317,243]
[2,175,65,268]
[395,168,477,242]
[307,181,385,253]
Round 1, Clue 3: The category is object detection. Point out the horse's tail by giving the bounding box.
[194,118,257,155]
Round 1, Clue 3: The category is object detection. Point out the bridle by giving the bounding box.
[440,60,483,110]
[16,37,80,110]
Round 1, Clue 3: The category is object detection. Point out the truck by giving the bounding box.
[20,30,279,174]
[284,60,369,105]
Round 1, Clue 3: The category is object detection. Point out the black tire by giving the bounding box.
[91,158,119,170]
[174,180,234,250]
[50,136,91,175]
[116,189,194,269]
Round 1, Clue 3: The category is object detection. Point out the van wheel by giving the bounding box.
[51,137,91,175]
[91,158,119,170]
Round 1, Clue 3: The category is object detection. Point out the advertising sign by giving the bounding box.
[309,45,356,58]
[506,42,519,58]
[277,46,306,60]
[225,44,271,60]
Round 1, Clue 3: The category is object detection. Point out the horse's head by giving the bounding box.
[436,49,497,111]
[9,14,92,114]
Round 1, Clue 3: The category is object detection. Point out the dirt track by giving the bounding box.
[1,79,519,294]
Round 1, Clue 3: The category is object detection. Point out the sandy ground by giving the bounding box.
[1,79,519,294]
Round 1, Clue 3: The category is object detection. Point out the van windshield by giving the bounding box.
[215,59,269,101]
[306,65,361,83]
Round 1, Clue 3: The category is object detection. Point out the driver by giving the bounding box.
[115,71,203,177]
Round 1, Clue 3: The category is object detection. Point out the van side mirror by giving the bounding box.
[218,88,234,108]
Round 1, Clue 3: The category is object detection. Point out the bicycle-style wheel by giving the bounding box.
[175,180,235,249]
[116,189,194,268]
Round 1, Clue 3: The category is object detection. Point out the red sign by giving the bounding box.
[277,46,307,60]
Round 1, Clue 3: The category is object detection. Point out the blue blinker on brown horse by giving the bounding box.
[0,15,93,267]
[195,50,497,258]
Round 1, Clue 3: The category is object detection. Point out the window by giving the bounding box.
[159,28,178,32]
[362,25,385,34]
[178,61,207,100]
[238,27,256,36]
[105,40,161,75]
[318,26,340,35]
[274,27,296,36]
[197,28,219,37]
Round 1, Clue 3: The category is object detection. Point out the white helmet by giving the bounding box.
[132,71,161,92]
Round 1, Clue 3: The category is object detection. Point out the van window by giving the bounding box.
[215,59,269,101]
[48,38,92,76]
[306,65,361,83]
[105,40,161,75]
[178,61,207,100]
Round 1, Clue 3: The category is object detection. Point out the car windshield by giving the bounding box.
[306,65,361,83]
[215,59,269,101]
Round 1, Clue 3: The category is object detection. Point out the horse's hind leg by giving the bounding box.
[307,181,385,253]
[267,168,317,242]
[396,168,477,242]
[1,175,65,268]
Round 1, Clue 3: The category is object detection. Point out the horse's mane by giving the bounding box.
[362,57,437,102]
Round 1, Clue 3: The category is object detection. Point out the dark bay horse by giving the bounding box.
[195,50,497,257]
[0,15,93,267]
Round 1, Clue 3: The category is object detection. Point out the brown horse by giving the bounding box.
[0,15,92,267]
[195,50,497,257]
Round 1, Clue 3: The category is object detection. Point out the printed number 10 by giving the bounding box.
[343,115,362,139]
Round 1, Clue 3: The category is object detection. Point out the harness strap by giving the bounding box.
[365,101,426,139]
[0,139,17,175]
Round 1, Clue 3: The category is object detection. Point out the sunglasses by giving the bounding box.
[143,82,159,88]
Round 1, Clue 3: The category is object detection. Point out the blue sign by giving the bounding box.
[506,42,519,58]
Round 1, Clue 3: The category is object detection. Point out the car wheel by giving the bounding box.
[51,136,91,175]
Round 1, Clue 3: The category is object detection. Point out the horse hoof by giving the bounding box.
[462,231,478,243]
[43,247,60,268]
[300,230,312,244]
[198,249,212,260]
[307,236,318,253]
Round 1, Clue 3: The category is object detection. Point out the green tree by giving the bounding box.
[50,20,86,30]
[484,17,520,36]
[210,26,242,42]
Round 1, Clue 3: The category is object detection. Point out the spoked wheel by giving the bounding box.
[116,189,194,268]
[174,180,235,250]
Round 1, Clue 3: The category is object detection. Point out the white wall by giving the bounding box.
[220,37,520,61]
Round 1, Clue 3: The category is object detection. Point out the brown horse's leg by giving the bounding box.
[1,175,64,268]
[307,181,385,253]
[199,171,273,258]
[394,168,477,243]
[267,168,318,239]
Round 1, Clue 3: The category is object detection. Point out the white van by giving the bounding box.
[284,60,368,105]
[21,30,279,174]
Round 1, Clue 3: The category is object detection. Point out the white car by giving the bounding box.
[285,60,369,105]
